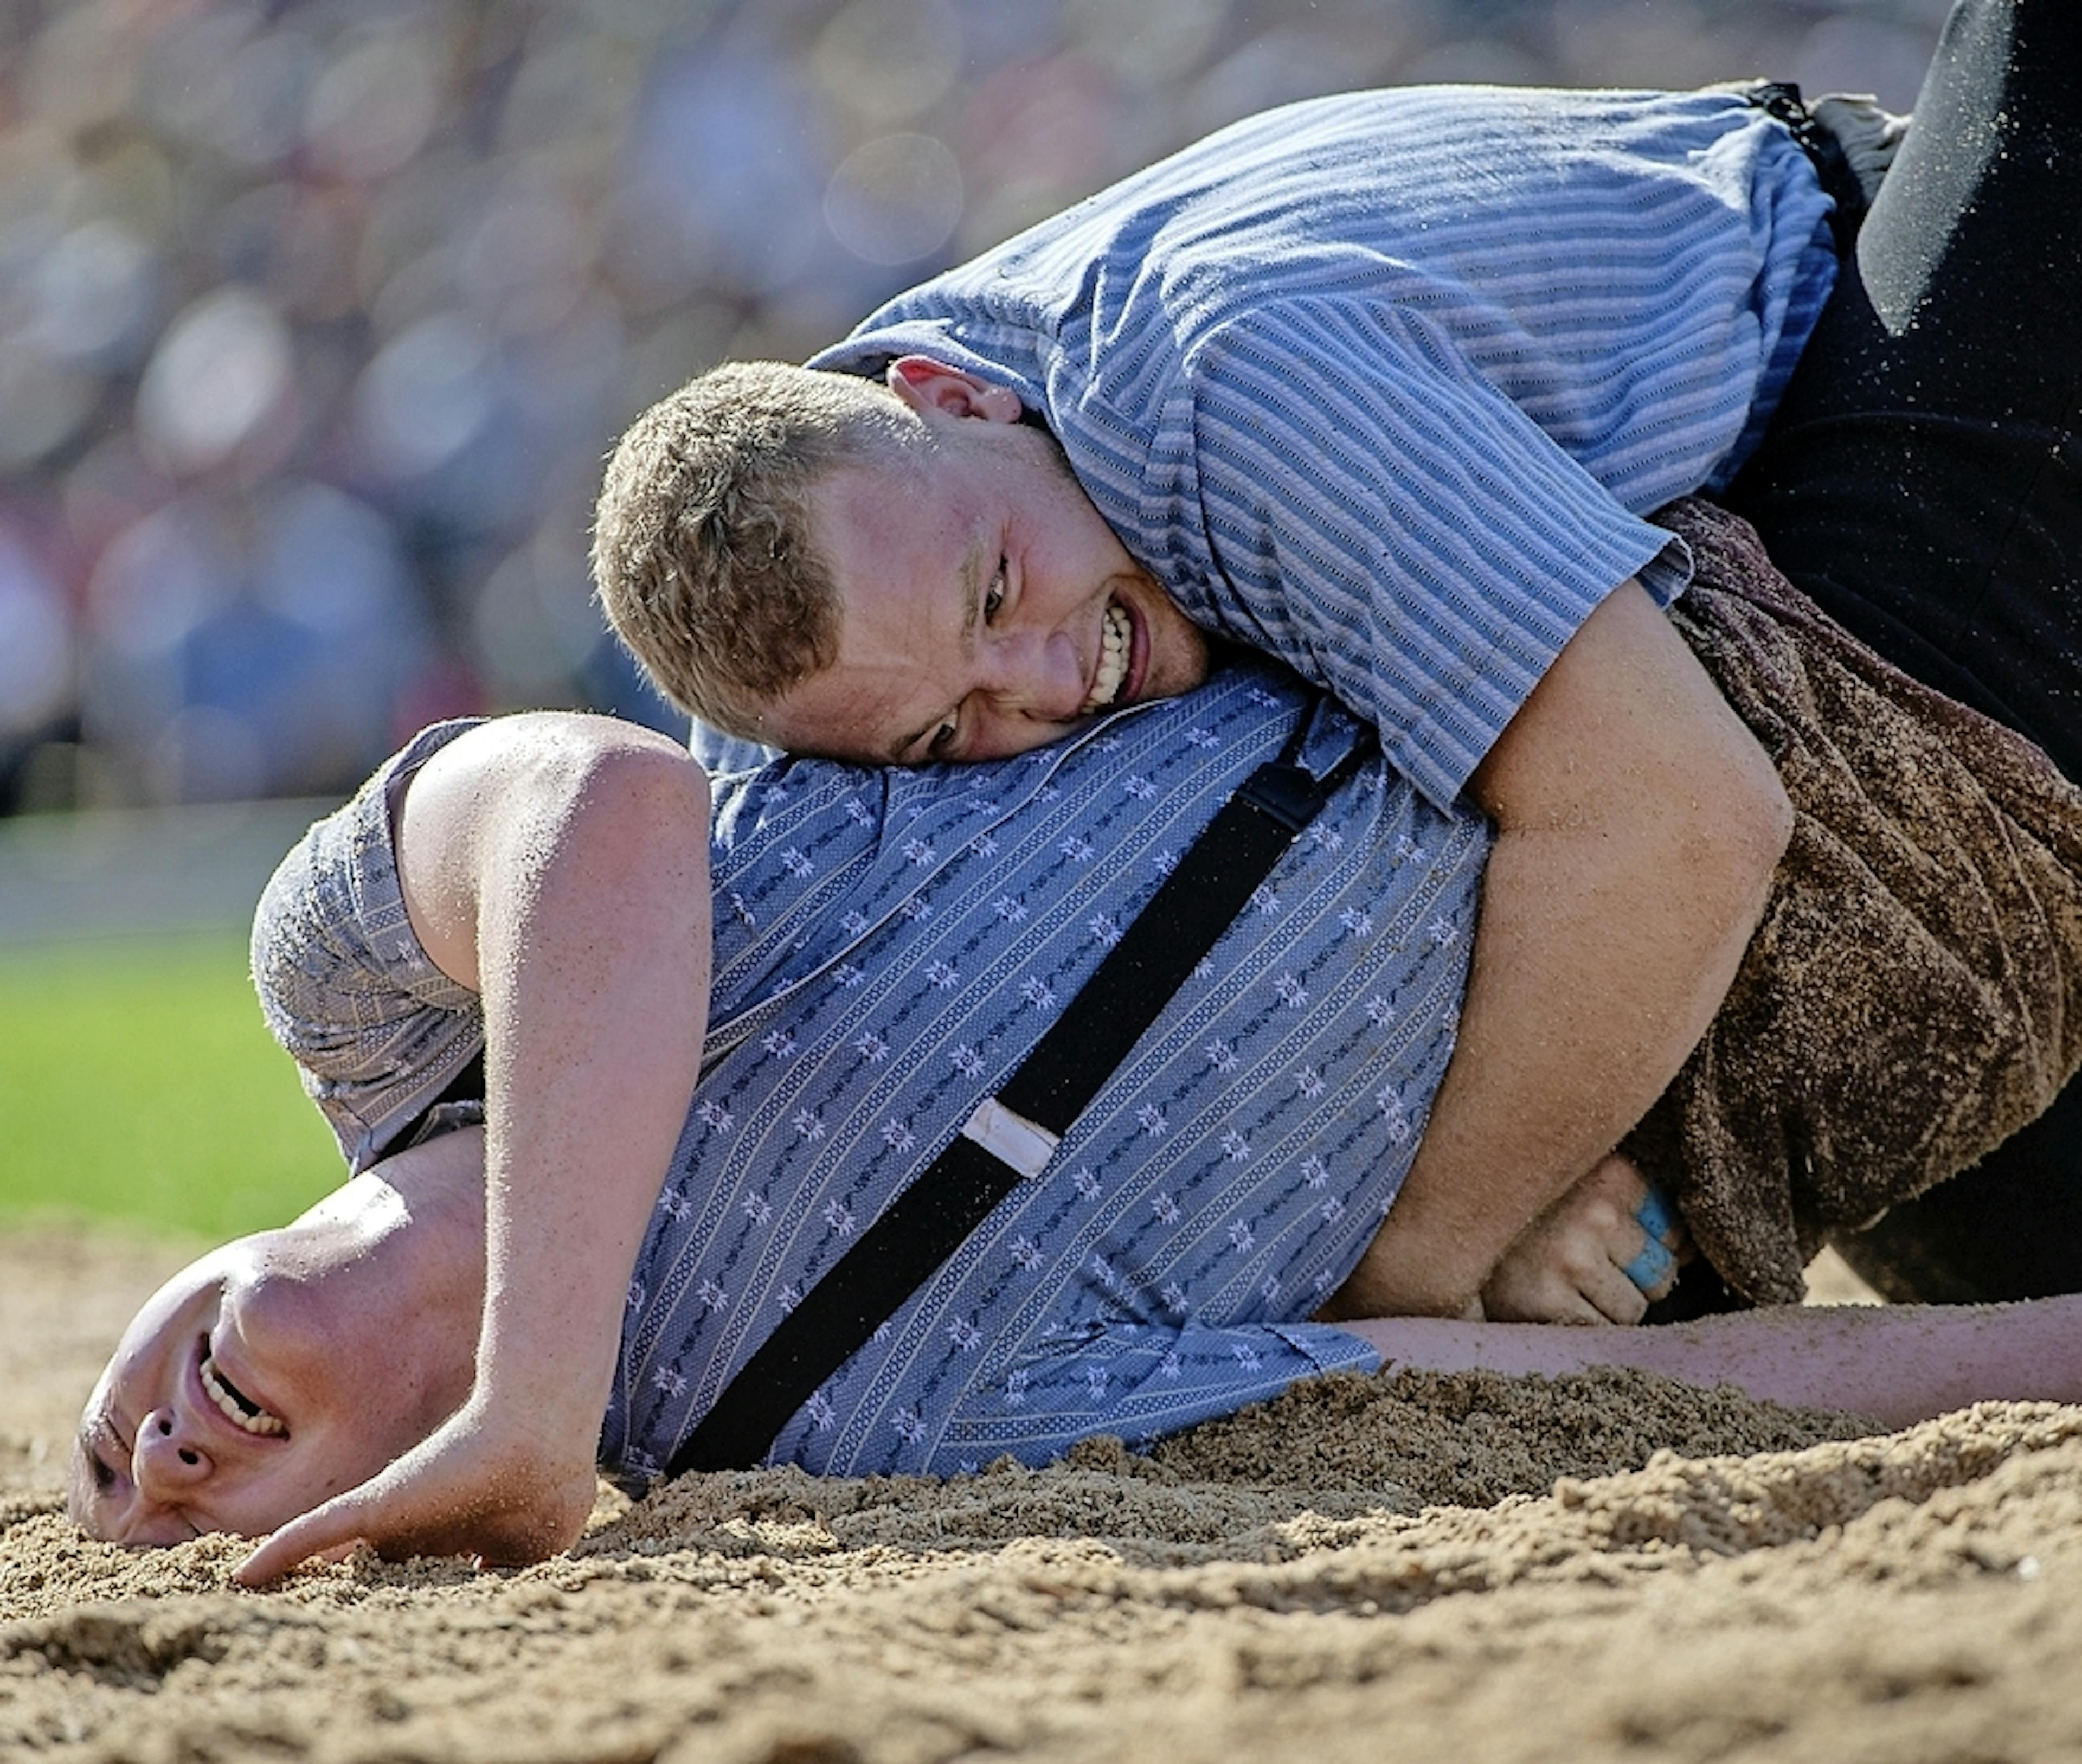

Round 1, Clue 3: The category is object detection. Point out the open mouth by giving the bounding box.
[198,1337,287,1438]
[1081,601,1137,715]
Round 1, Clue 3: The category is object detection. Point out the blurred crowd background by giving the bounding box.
[0,0,1947,814]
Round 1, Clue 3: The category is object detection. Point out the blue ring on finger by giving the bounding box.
[1634,1184,1679,1244]
[1622,1235,1678,1294]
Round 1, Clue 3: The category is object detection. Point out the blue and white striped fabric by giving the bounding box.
[812,84,1838,810]
[606,664,1488,1481]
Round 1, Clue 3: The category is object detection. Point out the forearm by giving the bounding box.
[1339,1297,2082,1429]
[1330,581,1791,1318]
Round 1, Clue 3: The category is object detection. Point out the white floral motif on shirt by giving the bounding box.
[1246,687,1281,708]
[948,1317,983,1352]
[857,1032,890,1062]
[696,1100,734,1133]
[1314,1268,1336,1295]
[1232,1342,1262,1373]
[1227,1219,1256,1253]
[1296,1067,1325,1100]
[1072,1167,1103,1201]
[894,1407,927,1444]
[832,963,865,988]
[1152,1192,1181,1226]
[1059,835,1095,862]
[1123,775,1157,801]
[1153,850,1179,876]
[872,1320,892,1343]
[741,1193,772,1227]
[1340,907,1373,936]
[1010,1235,1045,1272]
[1275,972,1309,1009]
[1321,1195,1345,1223]
[1220,1130,1251,1162]
[898,897,932,921]
[806,1391,836,1431]
[882,1119,916,1153]
[951,1044,986,1078]
[1160,1349,1183,1379]
[1301,1154,1330,1188]
[1204,1040,1239,1073]
[1090,1252,1120,1291]
[845,799,874,825]
[1184,727,1220,749]
[656,1185,693,1221]
[1088,913,1121,947]
[1250,884,1280,916]
[778,1284,803,1312]
[1021,976,1057,1011]
[792,1109,824,1141]
[626,1279,646,1310]
[1395,833,1427,862]
[926,959,959,989]
[729,891,755,928]
[651,1365,687,1397]
[1193,956,1214,980]
[1083,1364,1109,1400]
[781,849,814,878]
[825,1199,856,1235]
[840,910,869,937]
[1005,1369,1030,1406]
[1365,995,1397,1026]
[1161,1281,1188,1313]
[969,833,998,857]
[696,1278,728,1312]
[1136,1104,1167,1136]
[1376,1085,1413,1142]
[994,895,1027,923]
[763,1029,796,1058]
[903,837,934,866]
[1429,916,1458,947]
[1310,825,1345,855]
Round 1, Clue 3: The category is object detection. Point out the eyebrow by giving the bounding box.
[886,535,989,765]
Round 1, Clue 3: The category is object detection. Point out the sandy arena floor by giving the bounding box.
[6,1227,2080,1763]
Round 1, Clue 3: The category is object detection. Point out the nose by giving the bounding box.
[977,627,1086,722]
[133,1406,215,1499]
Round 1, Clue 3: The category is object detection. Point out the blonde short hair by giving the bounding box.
[590,361,920,734]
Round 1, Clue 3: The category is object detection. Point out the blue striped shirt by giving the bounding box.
[252,668,1491,1483]
[811,84,1837,809]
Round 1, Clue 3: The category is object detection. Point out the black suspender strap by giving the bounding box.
[666,717,1364,1477]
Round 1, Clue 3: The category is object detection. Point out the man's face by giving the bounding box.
[760,358,1212,764]
[69,1221,464,1547]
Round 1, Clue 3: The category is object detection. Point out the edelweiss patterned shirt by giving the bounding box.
[811,82,1839,810]
[254,666,1492,1484]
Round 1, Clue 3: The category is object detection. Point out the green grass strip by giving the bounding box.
[0,934,342,1240]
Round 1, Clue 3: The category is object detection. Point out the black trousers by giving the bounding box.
[1720,0,2082,1301]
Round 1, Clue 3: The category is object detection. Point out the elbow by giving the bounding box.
[1697,752,1792,926]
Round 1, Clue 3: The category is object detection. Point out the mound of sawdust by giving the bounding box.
[10,1228,2082,1764]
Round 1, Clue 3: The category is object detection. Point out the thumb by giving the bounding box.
[235,1490,381,1587]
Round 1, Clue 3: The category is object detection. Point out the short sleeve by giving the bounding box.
[1160,298,1691,809]
[249,721,486,1173]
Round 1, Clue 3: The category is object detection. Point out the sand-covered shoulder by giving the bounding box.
[8,1229,2081,1763]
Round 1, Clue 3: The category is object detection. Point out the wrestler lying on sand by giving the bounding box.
[72,578,2082,1580]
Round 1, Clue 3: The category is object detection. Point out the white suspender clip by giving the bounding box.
[959,1096,1060,1179]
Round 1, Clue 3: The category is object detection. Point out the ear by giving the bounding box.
[885,356,1024,425]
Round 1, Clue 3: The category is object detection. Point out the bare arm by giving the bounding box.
[1339,1295,2082,1431]
[239,713,712,1581]
[1328,580,1791,1319]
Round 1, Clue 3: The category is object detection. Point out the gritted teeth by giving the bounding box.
[1082,602,1132,714]
[200,1352,287,1437]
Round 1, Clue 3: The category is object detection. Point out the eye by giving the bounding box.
[983,557,1006,621]
[927,717,959,758]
